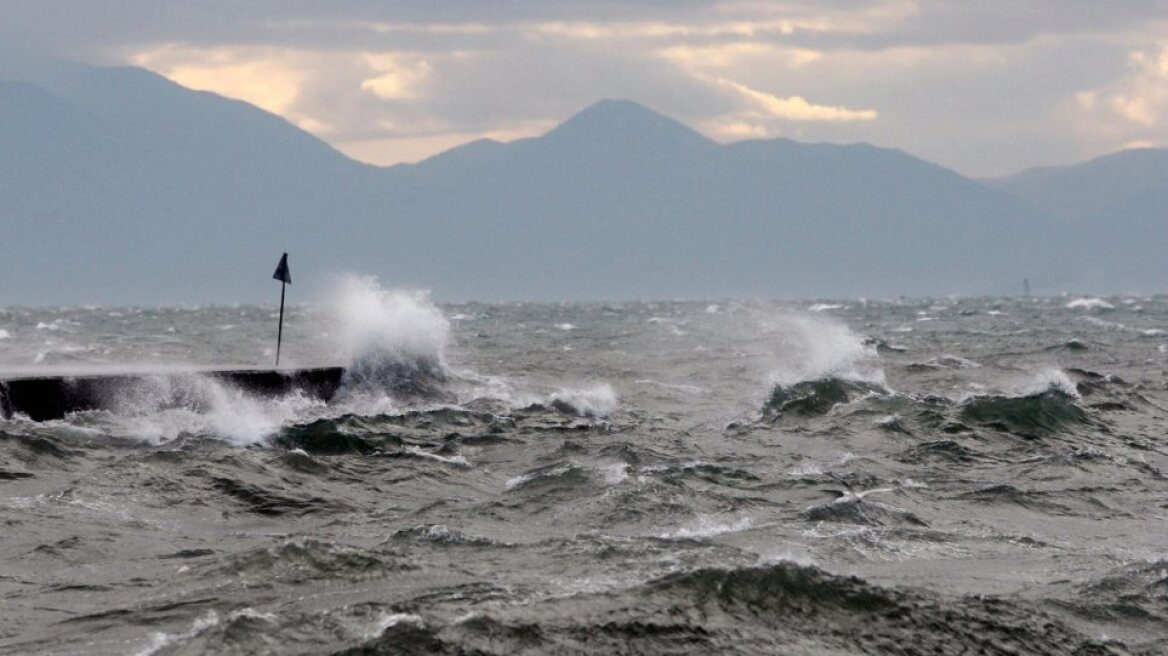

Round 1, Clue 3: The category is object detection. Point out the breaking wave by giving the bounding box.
[331,275,453,406]
[764,314,885,388]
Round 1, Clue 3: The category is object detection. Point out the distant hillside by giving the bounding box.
[990,149,1168,289]
[384,99,1067,299]
[0,60,1141,304]
[0,60,389,304]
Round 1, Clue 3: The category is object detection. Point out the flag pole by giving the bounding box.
[276,280,286,366]
[272,253,291,367]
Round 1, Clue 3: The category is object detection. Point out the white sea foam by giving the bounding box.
[403,445,471,467]
[105,379,324,445]
[660,515,753,539]
[504,472,537,490]
[556,323,576,331]
[505,464,575,490]
[365,612,425,640]
[1079,316,1125,330]
[134,610,223,656]
[757,545,818,567]
[926,354,980,369]
[1025,369,1081,399]
[808,303,843,312]
[634,379,709,394]
[549,383,618,417]
[786,452,854,477]
[0,329,9,340]
[599,462,630,485]
[1066,298,1114,310]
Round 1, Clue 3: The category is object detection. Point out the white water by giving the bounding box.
[549,383,619,417]
[763,314,885,388]
[1066,298,1115,310]
[333,275,450,374]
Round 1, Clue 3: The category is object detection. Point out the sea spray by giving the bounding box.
[331,275,452,404]
[762,313,885,388]
[549,383,619,417]
[760,313,885,419]
[96,375,323,445]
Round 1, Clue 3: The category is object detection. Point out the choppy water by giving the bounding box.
[2,285,1167,654]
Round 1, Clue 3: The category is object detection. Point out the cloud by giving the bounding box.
[1069,41,1168,147]
[699,118,772,140]
[4,1,1168,175]
[715,78,876,122]
[360,53,433,100]
[659,42,822,69]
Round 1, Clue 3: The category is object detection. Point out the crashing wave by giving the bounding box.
[548,384,618,417]
[765,314,885,388]
[331,276,456,405]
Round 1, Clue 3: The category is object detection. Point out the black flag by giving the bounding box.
[273,253,291,284]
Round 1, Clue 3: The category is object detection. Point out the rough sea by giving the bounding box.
[2,278,1167,655]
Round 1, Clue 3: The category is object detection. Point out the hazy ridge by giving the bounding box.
[0,59,1163,304]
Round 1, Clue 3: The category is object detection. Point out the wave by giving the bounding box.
[547,384,618,417]
[505,463,590,493]
[1066,298,1115,310]
[387,524,501,548]
[764,314,885,388]
[1066,368,1155,412]
[271,415,394,454]
[906,354,980,370]
[801,489,927,527]
[763,377,885,420]
[210,476,348,516]
[658,515,753,539]
[330,275,455,406]
[342,562,1112,655]
[959,386,1090,436]
[217,538,405,582]
[1067,559,1168,623]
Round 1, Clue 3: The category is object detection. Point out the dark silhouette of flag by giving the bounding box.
[273,253,291,284]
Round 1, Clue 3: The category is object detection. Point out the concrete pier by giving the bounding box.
[0,367,345,421]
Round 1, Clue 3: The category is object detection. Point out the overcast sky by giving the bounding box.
[3,0,1167,176]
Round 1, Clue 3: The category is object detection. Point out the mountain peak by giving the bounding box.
[544,98,713,149]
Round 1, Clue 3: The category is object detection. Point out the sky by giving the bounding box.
[2,0,1168,176]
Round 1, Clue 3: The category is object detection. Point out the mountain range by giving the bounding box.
[0,59,1163,305]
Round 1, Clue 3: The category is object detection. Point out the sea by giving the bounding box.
[1,277,1166,655]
